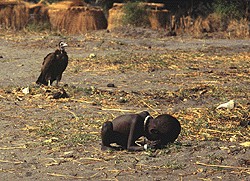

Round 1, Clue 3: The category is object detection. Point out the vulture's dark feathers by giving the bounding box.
[36,41,68,86]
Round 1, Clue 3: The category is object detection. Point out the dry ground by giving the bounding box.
[0,28,249,180]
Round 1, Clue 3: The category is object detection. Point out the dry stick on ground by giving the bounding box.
[200,128,249,140]
[74,157,107,165]
[47,173,85,179]
[70,98,94,104]
[101,108,136,113]
[48,171,104,180]
[139,99,160,114]
[0,145,26,150]
[199,128,244,136]
[0,159,23,164]
[196,161,250,174]
[0,168,15,174]
[64,108,79,121]
[107,168,135,178]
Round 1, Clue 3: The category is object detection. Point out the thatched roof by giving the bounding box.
[0,0,107,34]
[0,0,20,5]
[108,3,169,30]
[48,0,87,10]
[48,1,107,34]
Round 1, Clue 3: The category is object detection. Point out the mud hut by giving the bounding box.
[148,9,169,30]
[0,0,49,30]
[48,1,107,34]
[28,3,49,25]
[0,0,29,30]
[107,3,125,30]
[108,3,169,30]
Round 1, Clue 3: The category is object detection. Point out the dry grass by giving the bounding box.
[2,48,249,148]
[48,1,107,34]
[0,42,249,179]
[175,14,250,38]
[49,7,107,34]
[48,0,86,10]
[0,2,29,30]
[0,1,249,37]
[0,0,107,34]
[108,3,169,30]
[227,19,249,38]
[0,1,49,30]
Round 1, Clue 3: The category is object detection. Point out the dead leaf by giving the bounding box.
[239,142,250,147]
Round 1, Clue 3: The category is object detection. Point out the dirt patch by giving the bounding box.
[0,29,249,180]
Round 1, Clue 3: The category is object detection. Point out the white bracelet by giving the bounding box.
[143,144,148,150]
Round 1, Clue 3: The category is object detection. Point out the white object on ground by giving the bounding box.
[216,100,234,109]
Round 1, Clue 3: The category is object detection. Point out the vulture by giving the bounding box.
[36,41,68,86]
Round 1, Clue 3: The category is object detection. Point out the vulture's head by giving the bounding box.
[59,41,68,51]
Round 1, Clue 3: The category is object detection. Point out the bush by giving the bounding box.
[25,21,51,32]
[122,1,149,27]
[213,0,245,20]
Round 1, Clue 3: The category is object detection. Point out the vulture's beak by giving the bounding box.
[61,42,68,47]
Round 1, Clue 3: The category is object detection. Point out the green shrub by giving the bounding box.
[213,0,245,20]
[25,21,51,32]
[122,1,149,27]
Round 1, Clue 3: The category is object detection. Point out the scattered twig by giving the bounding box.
[0,94,6,99]
[197,178,212,181]
[200,128,243,136]
[107,168,135,178]
[196,161,250,172]
[70,98,94,104]
[0,168,15,173]
[64,108,79,121]
[47,172,85,179]
[0,159,23,164]
[139,100,160,114]
[0,145,26,150]
[74,157,107,165]
[42,158,60,167]
[101,108,136,113]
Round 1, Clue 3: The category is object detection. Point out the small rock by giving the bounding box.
[107,83,115,88]
[63,151,75,158]
[22,87,30,95]
[118,97,127,103]
[238,158,250,166]
[216,100,234,109]
[0,55,3,58]
[45,89,52,93]
[89,53,96,58]
[239,120,249,128]
[52,88,69,99]
[5,90,12,94]
[25,172,32,177]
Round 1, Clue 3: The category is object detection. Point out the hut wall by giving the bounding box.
[107,3,170,30]
[48,7,107,34]
[0,2,29,30]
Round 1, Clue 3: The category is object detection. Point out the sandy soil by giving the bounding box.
[0,29,249,180]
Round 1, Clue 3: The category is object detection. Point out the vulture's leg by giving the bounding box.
[56,75,61,87]
[55,80,59,87]
[48,80,51,86]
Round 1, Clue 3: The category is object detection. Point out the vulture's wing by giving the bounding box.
[42,52,53,65]
[41,52,57,72]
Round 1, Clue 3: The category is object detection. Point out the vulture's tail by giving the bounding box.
[36,73,48,85]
